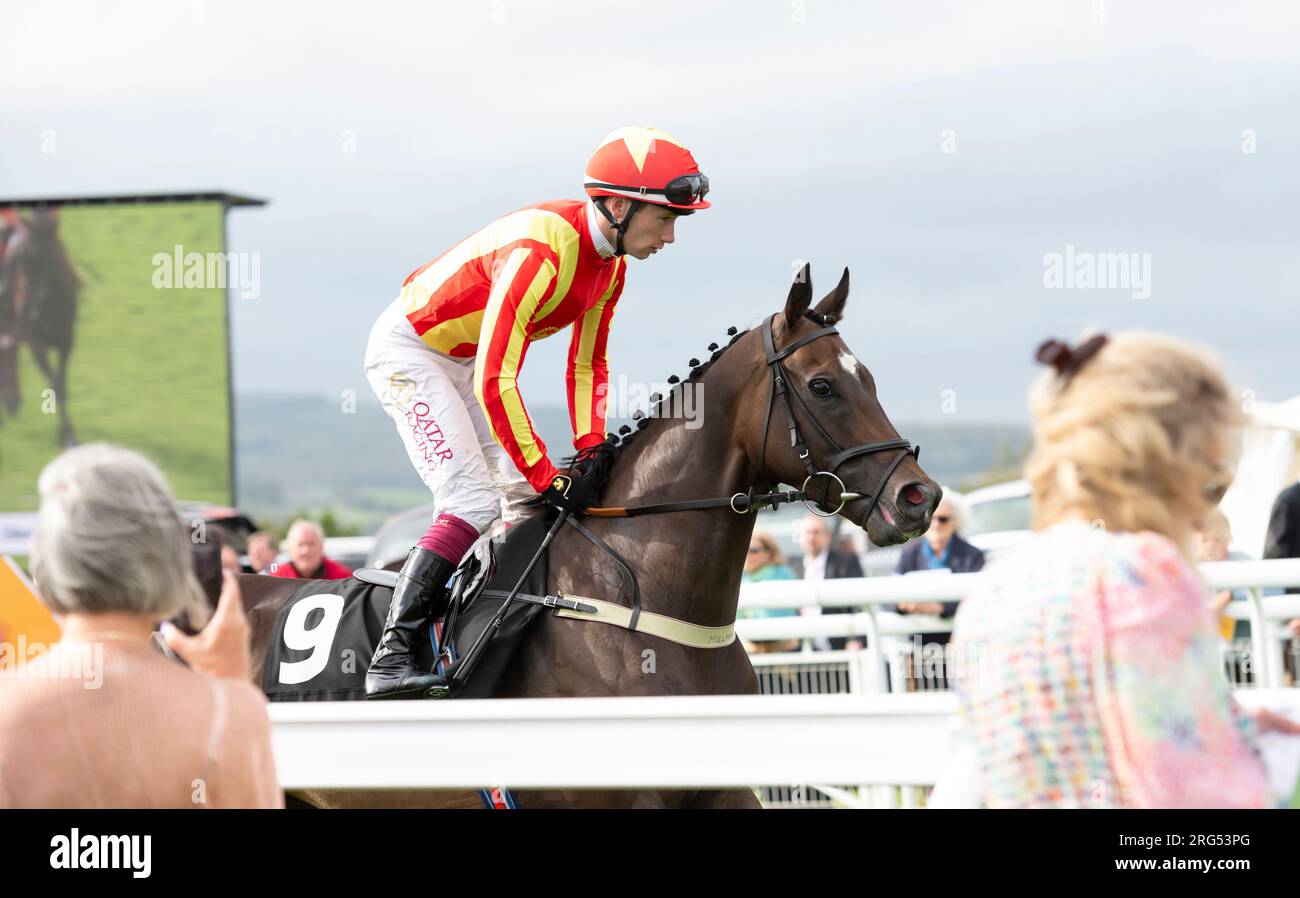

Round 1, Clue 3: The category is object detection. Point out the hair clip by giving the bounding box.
[1035,334,1109,380]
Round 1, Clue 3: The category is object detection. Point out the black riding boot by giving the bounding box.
[365,546,457,700]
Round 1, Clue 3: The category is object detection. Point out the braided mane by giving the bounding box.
[560,323,754,493]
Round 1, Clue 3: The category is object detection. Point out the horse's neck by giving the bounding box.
[588,381,760,627]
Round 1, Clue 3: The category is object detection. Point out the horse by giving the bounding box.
[236,265,943,808]
[16,209,81,447]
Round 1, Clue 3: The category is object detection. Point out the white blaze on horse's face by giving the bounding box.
[838,351,860,379]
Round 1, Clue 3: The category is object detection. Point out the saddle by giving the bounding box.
[261,504,736,702]
[261,515,558,702]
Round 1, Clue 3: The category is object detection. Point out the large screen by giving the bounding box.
[0,199,234,512]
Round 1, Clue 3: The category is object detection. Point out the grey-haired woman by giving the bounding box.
[0,443,281,808]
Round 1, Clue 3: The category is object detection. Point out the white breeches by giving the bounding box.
[364,303,538,536]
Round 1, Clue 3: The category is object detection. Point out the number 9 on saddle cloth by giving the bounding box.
[261,515,558,701]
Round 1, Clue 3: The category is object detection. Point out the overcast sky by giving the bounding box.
[4,0,1297,425]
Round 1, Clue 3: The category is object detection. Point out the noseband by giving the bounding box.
[757,311,921,519]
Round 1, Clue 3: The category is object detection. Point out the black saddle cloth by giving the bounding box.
[261,515,552,701]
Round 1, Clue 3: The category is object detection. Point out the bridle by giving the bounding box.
[756,311,921,519]
[582,310,921,522]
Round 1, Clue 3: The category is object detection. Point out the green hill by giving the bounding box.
[233,392,1029,533]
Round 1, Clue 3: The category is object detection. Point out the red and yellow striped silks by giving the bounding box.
[399,200,623,492]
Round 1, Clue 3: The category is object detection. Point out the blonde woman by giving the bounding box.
[949,332,1299,808]
[0,444,281,808]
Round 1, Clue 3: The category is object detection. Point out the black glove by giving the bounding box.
[542,469,598,513]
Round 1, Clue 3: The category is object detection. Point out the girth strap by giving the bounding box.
[476,589,597,614]
[554,596,736,649]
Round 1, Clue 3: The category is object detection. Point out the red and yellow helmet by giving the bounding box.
[584,127,710,211]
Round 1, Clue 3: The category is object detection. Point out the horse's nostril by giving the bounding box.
[901,484,927,506]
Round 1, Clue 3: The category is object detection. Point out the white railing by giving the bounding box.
[268,689,1300,798]
[737,558,1300,690]
[269,693,958,791]
[267,559,1300,803]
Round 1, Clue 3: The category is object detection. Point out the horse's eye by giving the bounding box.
[810,378,834,397]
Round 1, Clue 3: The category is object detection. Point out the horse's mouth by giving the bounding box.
[835,495,895,545]
[845,499,927,546]
[875,504,927,539]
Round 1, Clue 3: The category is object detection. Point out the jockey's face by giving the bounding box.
[607,199,681,261]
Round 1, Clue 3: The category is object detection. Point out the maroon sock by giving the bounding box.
[417,513,481,564]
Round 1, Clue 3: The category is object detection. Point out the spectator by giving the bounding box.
[1195,508,1249,644]
[1264,481,1300,562]
[0,443,281,808]
[792,515,864,651]
[739,532,799,654]
[950,332,1300,808]
[1262,483,1300,643]
[220,544,243,577]
[892,490,985,688]
[267,518,352,580]
[894,490,985,619]
[246,530,279,574]
[833,533,860,558]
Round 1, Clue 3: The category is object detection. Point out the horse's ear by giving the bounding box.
[813,267,849,323]
[783,263,813,327]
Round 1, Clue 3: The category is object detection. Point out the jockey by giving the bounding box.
[363,126,710,699]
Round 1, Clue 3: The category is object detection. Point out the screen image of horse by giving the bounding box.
[0,200,234,512]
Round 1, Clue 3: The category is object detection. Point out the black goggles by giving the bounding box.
[587,172,709,206]
[664,172,709,206]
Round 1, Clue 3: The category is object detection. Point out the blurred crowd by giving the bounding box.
[741,433,1300,696]
[220,521,353,580]
[742,495,985,692]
